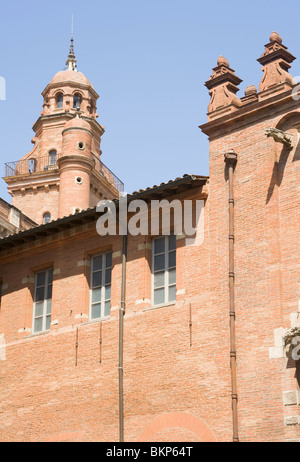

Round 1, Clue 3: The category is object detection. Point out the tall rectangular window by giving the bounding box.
[33,269,53,333]
[90,252,112,320]
[152,235,176,306]
[49,150,57,166]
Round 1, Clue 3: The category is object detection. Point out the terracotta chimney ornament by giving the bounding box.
[205,56,242,119]
[257,32,295,92]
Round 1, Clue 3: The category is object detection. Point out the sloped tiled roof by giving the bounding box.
[0,174,208,251]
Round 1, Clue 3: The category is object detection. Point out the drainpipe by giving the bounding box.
[224,150,239,442]
[119,233,127,442]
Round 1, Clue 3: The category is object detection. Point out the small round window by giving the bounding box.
[77,141,86,151]
[75,176,83,185]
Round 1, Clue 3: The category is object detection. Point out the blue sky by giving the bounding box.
[0,0,300,203]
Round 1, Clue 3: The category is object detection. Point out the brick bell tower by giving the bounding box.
[4,37,122,225]
[200,32,300,441]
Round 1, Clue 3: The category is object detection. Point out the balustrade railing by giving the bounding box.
[4,156,59,177]
[91,153,124,194]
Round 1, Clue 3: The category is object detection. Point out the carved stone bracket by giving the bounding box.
[265,127,294,149]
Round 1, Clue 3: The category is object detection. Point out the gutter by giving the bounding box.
[224,150,239,442]
[119,233,127,442]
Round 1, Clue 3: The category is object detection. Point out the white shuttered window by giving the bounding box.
[90,253,112,320]
[152,236,176,306]
[33,269,53,333]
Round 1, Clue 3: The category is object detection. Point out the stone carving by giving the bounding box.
[283,327,300,359]
[265,127,294,149]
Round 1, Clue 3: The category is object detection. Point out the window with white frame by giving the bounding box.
[152,235,176,306]
[33,268,53,333]
[90,252,112,320]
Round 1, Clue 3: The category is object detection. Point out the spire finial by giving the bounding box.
[66,14,77,71]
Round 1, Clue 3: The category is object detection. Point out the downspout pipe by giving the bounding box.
[224,150,239,442]
[119,233,127,442]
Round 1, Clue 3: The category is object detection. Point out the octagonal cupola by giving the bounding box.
[41,38,99,119]
[4,36,123,226]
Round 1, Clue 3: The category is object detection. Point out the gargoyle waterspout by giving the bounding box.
[265,127,294,149]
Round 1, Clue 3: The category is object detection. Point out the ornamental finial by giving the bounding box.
[66,15,77,71]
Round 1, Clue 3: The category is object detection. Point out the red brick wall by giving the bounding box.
[204,97,300,441]
[2,101,300,441]
[0,189,238,441]
[0,194,233,442]
[1,34,300,443]
[11,186,59,225]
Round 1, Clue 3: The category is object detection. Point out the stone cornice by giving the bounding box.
[90,169,120,199]
[61,126,93,136]
[200,83,297,138]
[32,113,104,136]
[57,155,95,172]
[0,216,17,234]
[42,80,99,100]
[4,169,60,184]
